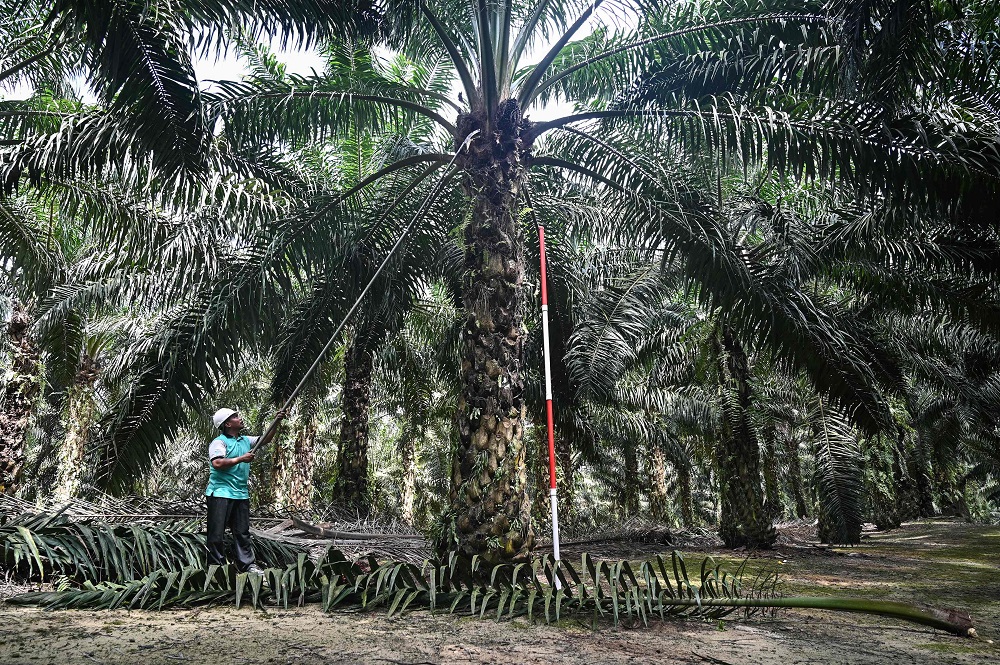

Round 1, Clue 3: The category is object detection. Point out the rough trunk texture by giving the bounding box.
[334,342,374,510]
[53,354,99,501]
[271,412,317,511]
[0,303,41,494]
[715,326,776,548]
[399,425,418,522]
[647,442,670,522]
[441,102,534,561]
[621,441,640,517]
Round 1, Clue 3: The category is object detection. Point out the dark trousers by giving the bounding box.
[205,496,255,570]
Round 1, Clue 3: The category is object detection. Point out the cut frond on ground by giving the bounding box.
[0,508,305,583]
[5,540,976,637]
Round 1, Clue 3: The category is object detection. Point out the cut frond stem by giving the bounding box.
[661,597,976,637]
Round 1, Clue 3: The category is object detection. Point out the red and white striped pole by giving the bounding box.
[538,225,561,573]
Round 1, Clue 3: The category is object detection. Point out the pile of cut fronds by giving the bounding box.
[0,508,303,583]
[0,510,976,637]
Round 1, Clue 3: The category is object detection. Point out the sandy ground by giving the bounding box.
[1,519,998,665]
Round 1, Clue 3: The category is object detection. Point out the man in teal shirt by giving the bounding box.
[206,407,285,572]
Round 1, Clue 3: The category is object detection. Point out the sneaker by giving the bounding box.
[246,564,265,575]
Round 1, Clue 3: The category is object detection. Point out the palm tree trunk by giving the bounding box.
[0,302,41,494]
[334,341,373,510]
[444,104,534,561]
[783,426,809,518]
[556,434,574,528]
[621,442,641,517]
[271,411,317,512]
[53,354,99,501]
[647,441,670,522]
[867,433,901,529]
[399,425,418,522]
[913,430,936,517]
[677,459,694,528]
[761,426,782,521]
[715,325,775,548]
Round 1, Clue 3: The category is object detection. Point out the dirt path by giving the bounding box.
[2,519,998,664]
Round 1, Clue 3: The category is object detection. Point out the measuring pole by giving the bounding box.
[538,225,561,572]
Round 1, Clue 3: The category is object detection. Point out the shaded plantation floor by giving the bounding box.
[1,519,998,664]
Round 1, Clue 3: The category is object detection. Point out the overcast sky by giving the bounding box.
[5,35,576,121]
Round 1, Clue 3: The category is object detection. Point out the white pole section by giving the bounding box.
[538,225,561,585]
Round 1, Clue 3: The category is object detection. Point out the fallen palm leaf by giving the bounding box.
[0,509,304,583]
[5,542,976,636]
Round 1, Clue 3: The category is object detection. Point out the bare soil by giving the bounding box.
[1,518,997,664]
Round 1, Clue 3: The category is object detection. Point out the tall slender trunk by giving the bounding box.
[814,397,863,545]
[620,441,641,517]
[676,459,694,528]
[1,303,41,494]
[784,427,809,518]
[913,429,936,517]
[714,325,775,548]
[335,341,373,510]
[53,354,99,501]
[443,103,534,561]
[892,427,917,522]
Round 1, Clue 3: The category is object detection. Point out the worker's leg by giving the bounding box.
[205,496,232,566]
[228,498,255,571]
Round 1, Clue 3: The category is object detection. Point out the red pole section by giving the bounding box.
[538,225,561,567]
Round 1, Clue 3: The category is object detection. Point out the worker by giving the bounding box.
[206,407,286,573]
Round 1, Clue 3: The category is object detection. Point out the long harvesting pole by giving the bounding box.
[250,130,480,455]
[538,225,561,572]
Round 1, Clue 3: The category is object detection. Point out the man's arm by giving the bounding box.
[211,453,254,469]
[209,438,254,469]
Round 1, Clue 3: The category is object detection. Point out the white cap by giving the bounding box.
[212,408,238,429]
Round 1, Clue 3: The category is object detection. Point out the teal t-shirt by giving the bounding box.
[205,434,258,499]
